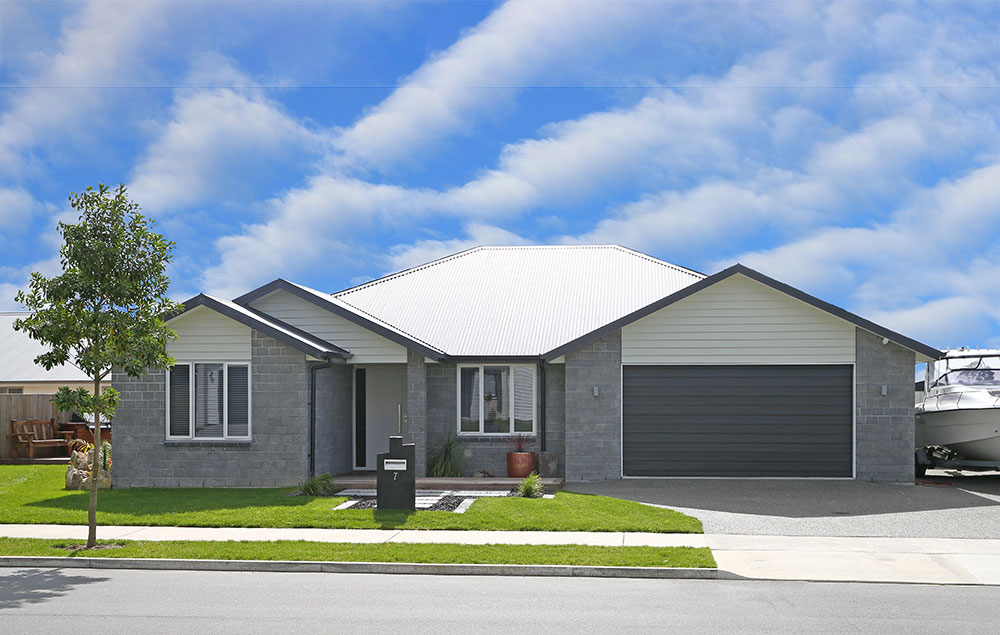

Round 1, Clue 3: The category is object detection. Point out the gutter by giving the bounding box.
[308,354,337,478]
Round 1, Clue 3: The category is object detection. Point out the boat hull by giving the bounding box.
[916,408,1000,461]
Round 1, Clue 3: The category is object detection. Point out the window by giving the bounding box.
[0,387,23,394]
[457,364,535,435]
[166,362,251,439]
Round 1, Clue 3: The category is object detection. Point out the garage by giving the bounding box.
[622,365,854,477]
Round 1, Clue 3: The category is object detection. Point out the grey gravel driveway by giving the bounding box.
[568,471,1000,538]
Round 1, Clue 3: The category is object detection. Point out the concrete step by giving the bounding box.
[333,474,563,492]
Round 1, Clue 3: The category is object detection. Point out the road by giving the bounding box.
[1,567,994,634]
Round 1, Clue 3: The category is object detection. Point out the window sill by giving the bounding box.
[164,439,252,446]
[456,433,537,439]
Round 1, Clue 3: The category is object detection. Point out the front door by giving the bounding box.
[354,365,407,470]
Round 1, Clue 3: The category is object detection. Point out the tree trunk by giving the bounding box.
[87,376,101,548]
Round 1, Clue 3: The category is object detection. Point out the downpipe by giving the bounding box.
[308,355,337,478]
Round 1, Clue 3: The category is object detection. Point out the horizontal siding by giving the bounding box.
[167,306,251,361]
[250,289,407,364]
[622,274,856,364]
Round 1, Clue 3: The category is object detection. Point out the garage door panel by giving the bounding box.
[622,364,853,477]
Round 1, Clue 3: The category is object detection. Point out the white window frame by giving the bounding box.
[456,364,536,436]
[165,362,252,440]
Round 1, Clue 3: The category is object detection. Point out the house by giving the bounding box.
[112,245,940,487]
[0,312,107,394]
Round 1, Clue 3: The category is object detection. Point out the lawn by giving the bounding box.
[0,537,716,568]
[0,465,702,533]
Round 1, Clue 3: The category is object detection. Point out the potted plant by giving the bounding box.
[506,433,535,478]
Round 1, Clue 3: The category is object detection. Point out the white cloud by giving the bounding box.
[723,164,1000,346]
[198,0,1000,337]
[0,188,39,229]
[200,176,441,297]
[0,1,168,174]
[332,0,655,170]
[129,76,327,214]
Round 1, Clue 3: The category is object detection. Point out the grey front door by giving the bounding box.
[354,365,407,470]
[622,365,853,477]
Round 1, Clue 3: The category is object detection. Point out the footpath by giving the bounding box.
[1,524,998,584]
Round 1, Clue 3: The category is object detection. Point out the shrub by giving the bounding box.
[507,433,533,453]
[298,473,338,496]
[428,436,464,477]
[516,472,544,498]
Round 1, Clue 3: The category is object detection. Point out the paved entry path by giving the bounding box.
[1,523,999,584]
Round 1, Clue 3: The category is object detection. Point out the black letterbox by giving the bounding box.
[376,436,415,511]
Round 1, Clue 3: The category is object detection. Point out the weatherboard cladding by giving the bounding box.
[248,288,408,364]
[622,275,857,364]
[166,305,252,361]
[166,295,349,360]
[331,245,705,357]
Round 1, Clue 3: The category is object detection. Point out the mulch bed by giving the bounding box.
[347,491,518,512]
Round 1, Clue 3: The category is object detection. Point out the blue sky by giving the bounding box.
[0,0,998,349]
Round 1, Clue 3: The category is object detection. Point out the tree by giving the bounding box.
[15,183,180,548]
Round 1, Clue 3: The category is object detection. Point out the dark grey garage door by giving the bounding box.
[622,365,853,477]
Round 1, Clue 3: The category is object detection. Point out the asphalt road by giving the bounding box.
[1,567,996,634]
[569,471,1000,538]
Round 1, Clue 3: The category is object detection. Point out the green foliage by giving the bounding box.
[516,472,545,498]
[13,183,180,546]
[298,473,338,496]
[507,433,533,452]
[428,436,464,477]
[14,183,181,400]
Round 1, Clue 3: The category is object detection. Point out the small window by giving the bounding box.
[0,387,23,394]
[167,362,251,440]
[457,365,535,435]
[168,365,190,436]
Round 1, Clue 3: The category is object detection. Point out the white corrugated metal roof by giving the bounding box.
[327,245,704,357]
[0,313,91,382]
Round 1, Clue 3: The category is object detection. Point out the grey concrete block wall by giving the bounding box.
[542,363,566,478]
[855,328,916,483]
[564,330,622,481]
[425,362,565,477]
[313,363,353,477]
[112,330,310,487]
[406,351,428,476]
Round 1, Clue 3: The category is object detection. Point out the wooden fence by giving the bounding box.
[0,394,72,458]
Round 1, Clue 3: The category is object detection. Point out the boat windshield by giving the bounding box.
[931,369,1000,388]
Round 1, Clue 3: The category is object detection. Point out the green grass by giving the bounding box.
[0,537,715,568]
[0,465,702,533]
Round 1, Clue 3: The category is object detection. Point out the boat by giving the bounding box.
[916,349,1000,463]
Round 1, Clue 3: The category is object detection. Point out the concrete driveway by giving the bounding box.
[568,471,1000,538]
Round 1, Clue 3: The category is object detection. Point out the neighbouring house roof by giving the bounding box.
[329,245,705,357]
[0,313,92,383]
[168,295,353,360]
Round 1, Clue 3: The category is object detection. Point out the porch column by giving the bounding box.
[406,350,428,476]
